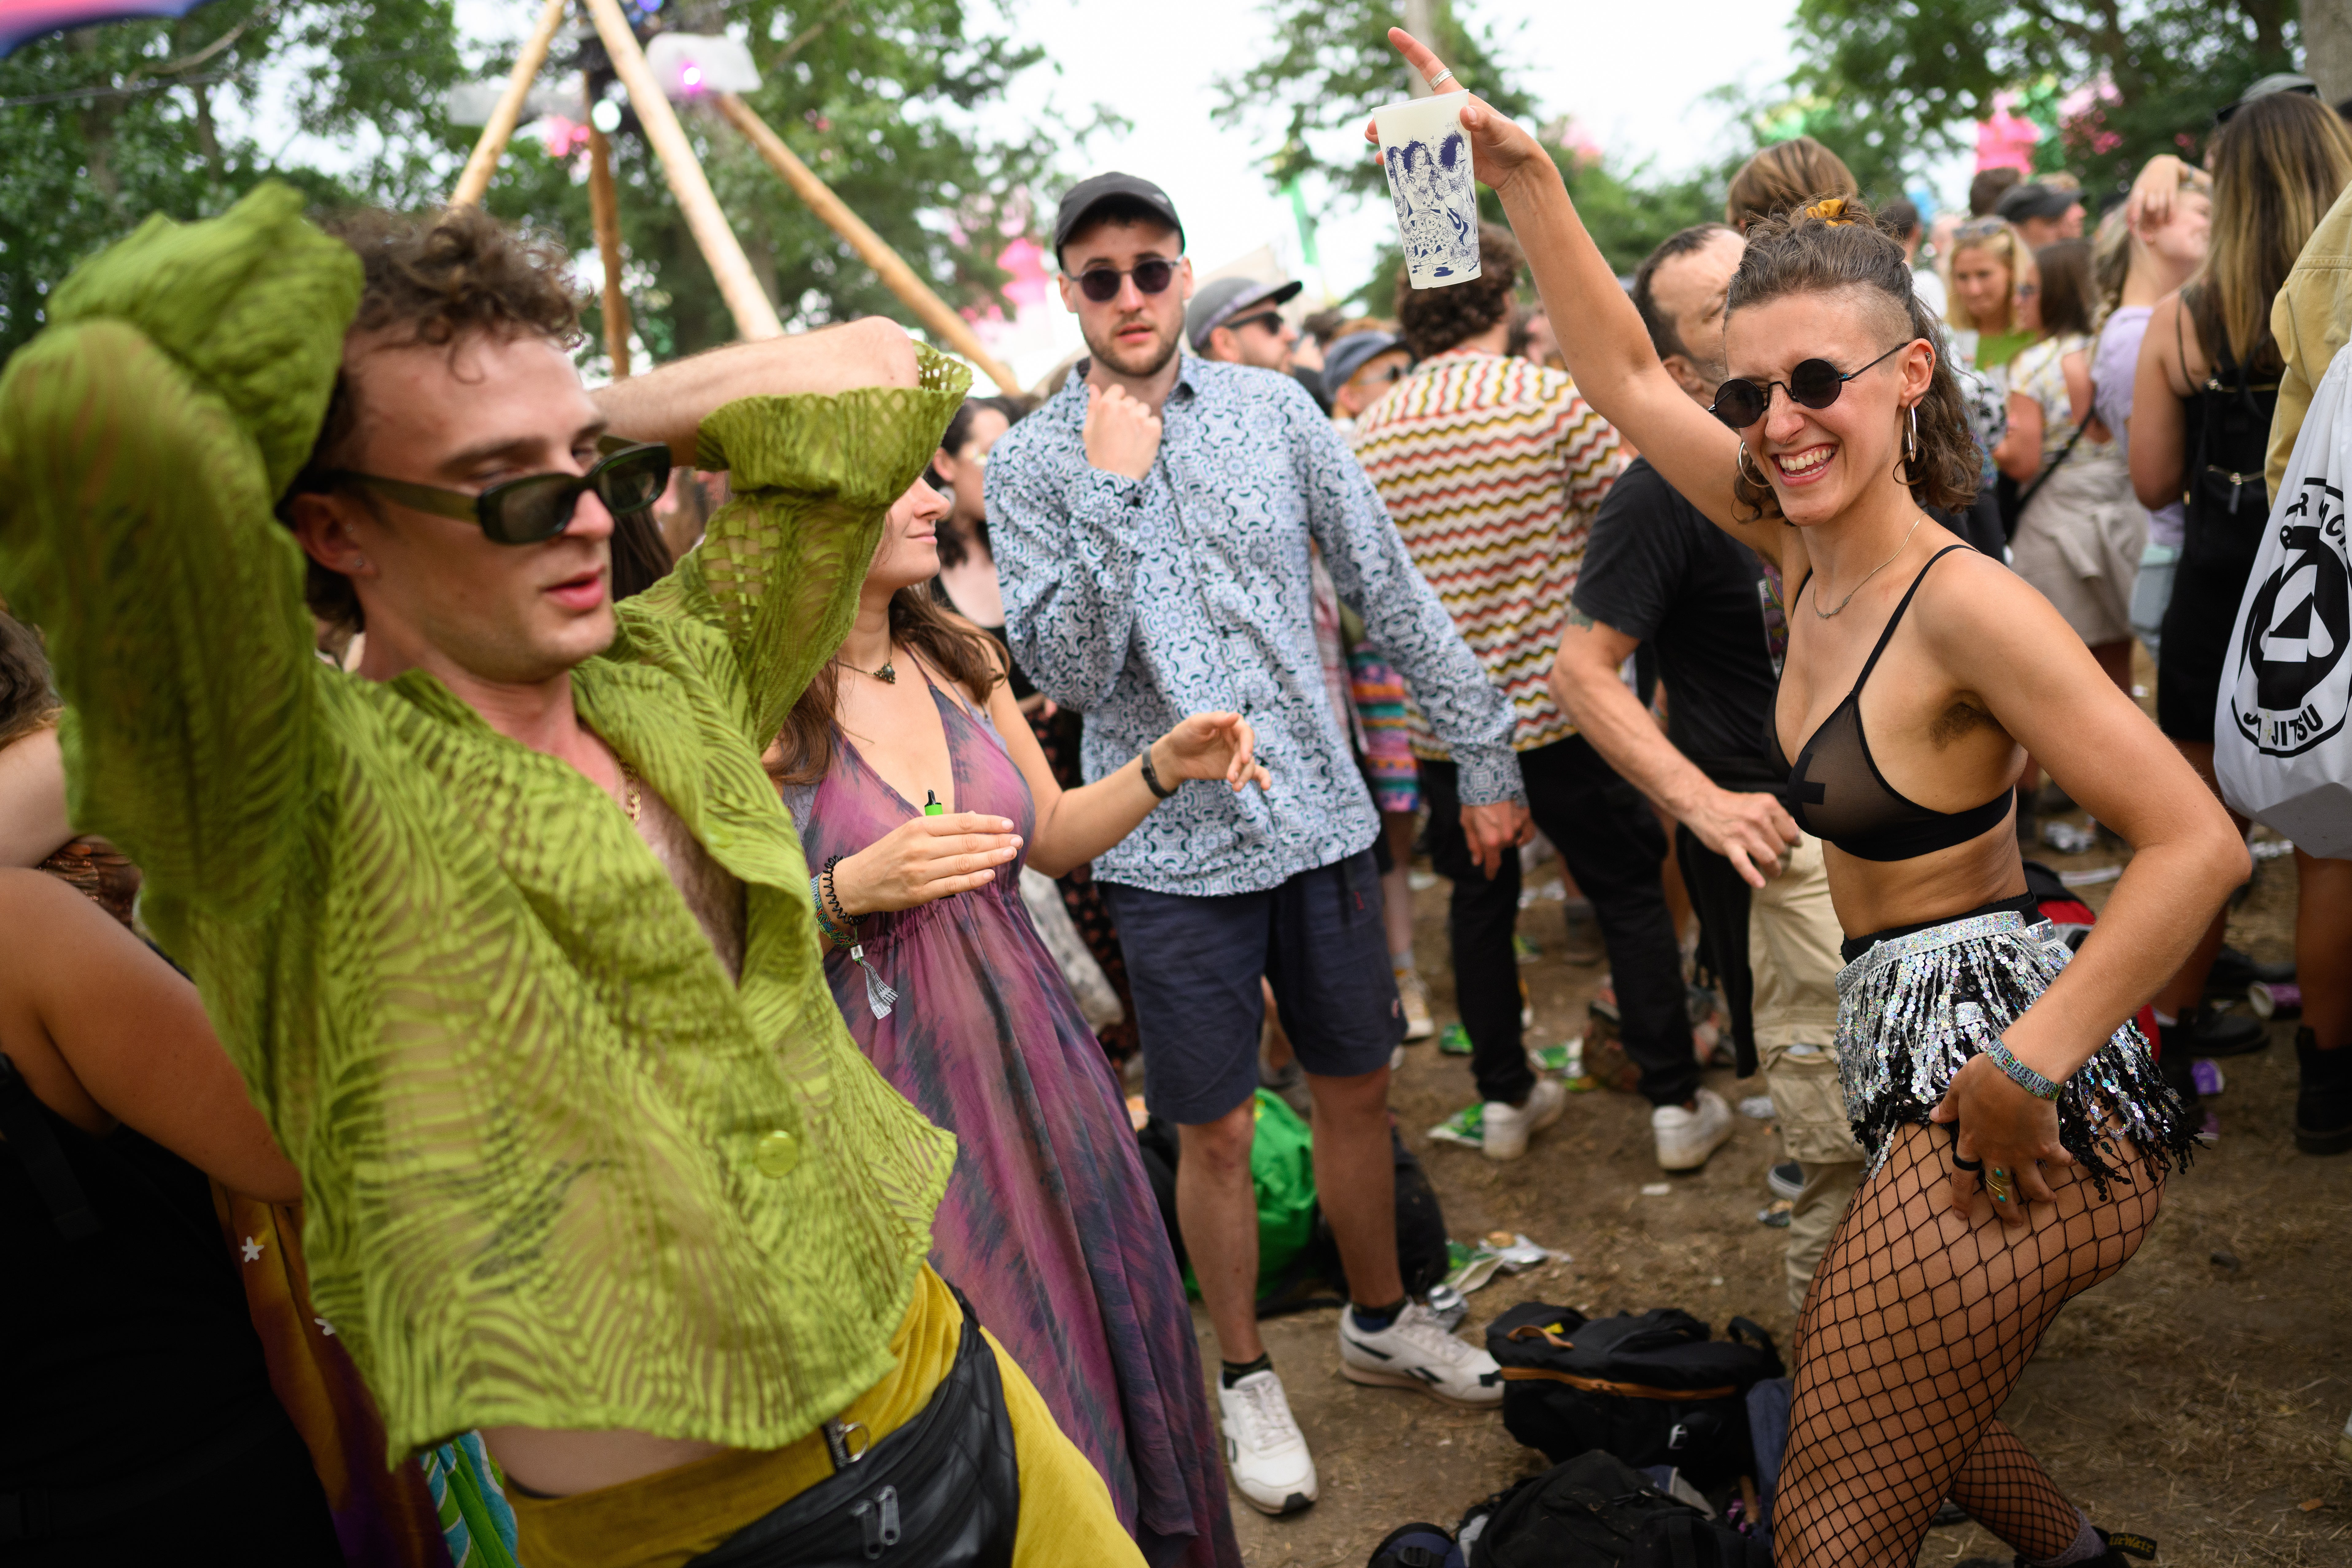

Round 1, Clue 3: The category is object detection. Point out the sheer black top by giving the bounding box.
[1768,545,2016,861]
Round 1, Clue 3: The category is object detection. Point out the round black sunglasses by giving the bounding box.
[1076,259,1178,303]
[326,441,672,546]
[1707,341,1910,432]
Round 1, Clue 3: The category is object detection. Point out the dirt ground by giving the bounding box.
[1201,814,2352,1567]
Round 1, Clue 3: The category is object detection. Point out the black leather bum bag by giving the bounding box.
[687,1288,1021,1568]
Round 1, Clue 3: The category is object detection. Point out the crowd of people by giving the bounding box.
[0,29,2345,1568]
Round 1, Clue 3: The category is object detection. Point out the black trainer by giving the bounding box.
[2162,1002,2269,1059]
[1999,1527,2160,1568]
[2296,1028,2352,1156]
[2206,944,2294,998]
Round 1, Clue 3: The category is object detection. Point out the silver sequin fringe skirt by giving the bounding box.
[1834,909,2198,1194]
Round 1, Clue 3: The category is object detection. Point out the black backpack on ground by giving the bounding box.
[1485,1304,1784,1486]
[1458,1449,1764,1568]
[1367,1520,1465,1568]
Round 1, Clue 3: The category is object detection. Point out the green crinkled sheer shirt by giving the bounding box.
[0,183,967,1461]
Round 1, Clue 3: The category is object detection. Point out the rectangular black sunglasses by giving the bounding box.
[326,440,672,545]
[1707,342,1907,432]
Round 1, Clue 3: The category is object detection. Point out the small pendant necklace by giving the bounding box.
[1812,514,1925,619]
[838,643,896,684]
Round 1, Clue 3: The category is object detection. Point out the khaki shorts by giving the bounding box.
[1749,834,1862,1167]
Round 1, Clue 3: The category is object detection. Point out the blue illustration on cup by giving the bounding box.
[1384,130,1478,284]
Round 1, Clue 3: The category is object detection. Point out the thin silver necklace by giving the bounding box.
[1812,514,1925,619]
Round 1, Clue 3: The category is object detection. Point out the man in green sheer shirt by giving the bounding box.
[0,186,1141,1566]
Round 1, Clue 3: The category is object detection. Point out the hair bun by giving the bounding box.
[1803,197,1858,226]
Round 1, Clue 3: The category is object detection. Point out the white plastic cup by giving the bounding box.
[1373,89,1482,290]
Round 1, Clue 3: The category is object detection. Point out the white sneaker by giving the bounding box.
[1396,967,1436,1041]
[1217,1369,1318,1515]
[1480,1076,1567,1162]
[1653,1086,1736,1171]
[1338,1299,1504,1406]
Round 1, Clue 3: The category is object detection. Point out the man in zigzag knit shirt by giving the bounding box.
[1353,222,1734,1174]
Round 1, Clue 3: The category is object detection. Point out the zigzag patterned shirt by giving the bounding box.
[987,357,1523,897]
[1351,349,1627,757]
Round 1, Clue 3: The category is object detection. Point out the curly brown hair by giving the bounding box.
[1395,222,1523,358]
[283,204,586,630]
[1726,199,1980,522]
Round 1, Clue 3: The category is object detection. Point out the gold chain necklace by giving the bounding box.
[619,761,642,824]
[1812,514,1925,619]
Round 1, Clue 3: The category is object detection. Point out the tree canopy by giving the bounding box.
[0,0,1085,363]
[1212,0,1719,289]
[1782,0,2301,197]
[0,0,465,353]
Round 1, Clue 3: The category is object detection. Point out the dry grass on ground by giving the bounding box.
[1205,823,2350,1567]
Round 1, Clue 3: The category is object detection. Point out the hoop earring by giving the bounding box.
[1905,404,1919,463]
[1737,439,1770,489]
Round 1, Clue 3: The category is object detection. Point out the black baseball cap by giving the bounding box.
[1052,173,1185,266]
[1994,182,2082,225]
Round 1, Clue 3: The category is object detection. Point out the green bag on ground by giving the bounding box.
[1179,1089,1318,1302]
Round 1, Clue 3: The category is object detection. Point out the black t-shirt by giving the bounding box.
[1571,457,1780,788]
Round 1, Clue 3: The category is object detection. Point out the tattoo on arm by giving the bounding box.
[1565,605,1595,629]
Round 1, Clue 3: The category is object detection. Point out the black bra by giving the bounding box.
[1768,545,2016,862]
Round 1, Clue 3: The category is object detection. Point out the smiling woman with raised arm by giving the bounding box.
[1375,29,2244,1568]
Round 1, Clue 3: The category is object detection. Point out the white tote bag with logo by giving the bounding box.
[2215,343,2352,856]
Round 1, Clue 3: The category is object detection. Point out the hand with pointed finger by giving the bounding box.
[1361,30,1551,198]
[1153,713,1273,793]
[1083,383,1162,482]
[1929,1054,2073,1227]
[828,812,1023,916]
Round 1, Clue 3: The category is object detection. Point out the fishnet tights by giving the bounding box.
[1774,1119,2164,1565]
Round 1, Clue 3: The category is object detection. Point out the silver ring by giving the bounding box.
[1430,68,1456,87]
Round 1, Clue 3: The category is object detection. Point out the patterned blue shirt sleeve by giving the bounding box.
[1286,383,1526,807]
[985,389,1146,711]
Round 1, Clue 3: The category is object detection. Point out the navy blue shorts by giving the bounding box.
[1101,850,1402,1127]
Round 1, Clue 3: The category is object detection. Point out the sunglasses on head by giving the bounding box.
[1075,259,1178,302]
[326,440,672,545]
[2217,82,2318,124]
[1707,342,1909,432]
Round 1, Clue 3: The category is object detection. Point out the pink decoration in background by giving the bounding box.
[996,236,1050,311]
[1974,91,2040,173]
[539,115,591,159]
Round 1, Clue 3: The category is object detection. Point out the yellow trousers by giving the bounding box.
[511,1264,1143,1568]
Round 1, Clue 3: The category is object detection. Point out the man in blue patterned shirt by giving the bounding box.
[987,172,1528,1519]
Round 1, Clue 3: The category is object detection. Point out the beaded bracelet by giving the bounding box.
[1983,1033,2060,1101]
[809,875,853,947]
[820,854,863,935]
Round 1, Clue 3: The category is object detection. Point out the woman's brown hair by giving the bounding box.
[1725,138,1859,232]
[2033,238,2097,340]
[2189,90,2352,377]
[768,585,1006,787]
[1725,199,1981,522]
[0,609,60,751]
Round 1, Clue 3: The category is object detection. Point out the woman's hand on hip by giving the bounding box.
[830,813,1021,915]
[1157,713,1272,792]
[1930,1054,2073,1228]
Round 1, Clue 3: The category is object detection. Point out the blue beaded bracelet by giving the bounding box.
[1983,1033,2060,1101]
[809,874,853,947]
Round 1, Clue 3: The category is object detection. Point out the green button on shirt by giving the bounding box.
[0,184,967,1461]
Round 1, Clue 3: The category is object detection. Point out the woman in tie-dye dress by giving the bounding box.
[773,476,1264,1568]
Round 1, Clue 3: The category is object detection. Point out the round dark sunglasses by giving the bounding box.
[1707,342,1909,432]
[1076,259,1178,302]
[327,441,672,545]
